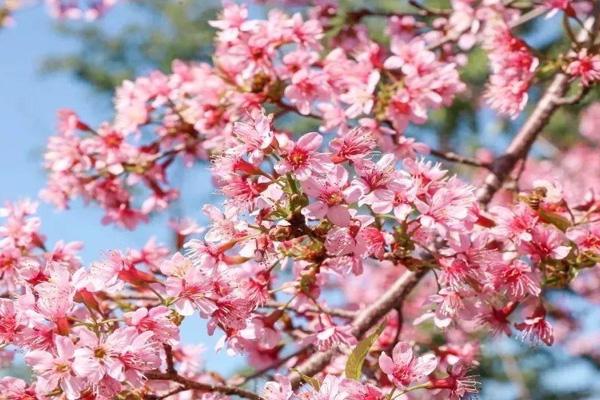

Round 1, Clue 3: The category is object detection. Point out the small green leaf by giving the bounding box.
[538,209,571,232]
[292,368,320,390]
[345,323,386,380]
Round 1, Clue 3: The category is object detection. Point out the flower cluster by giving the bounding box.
[3,0,600,399]
[483,21,538,119]
[0,200,215,398]
[41,2,466,228]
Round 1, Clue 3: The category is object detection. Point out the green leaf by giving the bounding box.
[345,323,385,380]
[538,209,571,232]
[292,368,320,390]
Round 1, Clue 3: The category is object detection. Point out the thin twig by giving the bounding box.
[262,301,357,319]
[145,371,264,400]
[146,386,189,400]
[408,0,450,16]
[429,148,491,169]
[553,84,591,105]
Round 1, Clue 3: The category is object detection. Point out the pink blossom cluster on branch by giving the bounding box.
[1,0,600,399]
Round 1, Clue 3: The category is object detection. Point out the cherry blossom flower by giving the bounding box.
[430,363,479,399]
[566,49,600,86]
[263,375,293,400]
[378,342,438,387]
[233,109,274,163]
[302,315,356,350]
[515,305,554,346]
[284,68,331,115]
[329,127,376,163]
[301,165,361,226]
[275,132,331,180]
[305,375,348,400]
[25,336,83,399]
[124,306,179,344]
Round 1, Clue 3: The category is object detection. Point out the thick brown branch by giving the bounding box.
[289,269,428,388]
[145,372,264,400]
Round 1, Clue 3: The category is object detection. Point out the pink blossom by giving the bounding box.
[302,315,356,350]
[378,342,438,387]
[263,375,293,400]
[124,306,180,344]
[329,127,376,163]
[0,376,37,399]
[352,154,397,207]
[0,299,26,345]
[493,260,540,300]
[301,165,361,226]
[162,253,218,317]
[275,132,331,180]
[515,305,554,345]
[305,375,348,400]
[483,24,538,119]
[284,68,331,115]
[25,336,83,399]
[233,109,274,162]
[566,49,600,86]
[518,225,571,262]
[73,327,161,387]
[430,363,479,399]
[47,0,120,20]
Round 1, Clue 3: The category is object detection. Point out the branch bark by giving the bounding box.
[289,269,428,388]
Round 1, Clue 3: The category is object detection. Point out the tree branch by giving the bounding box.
[145,371,264,400]
[163,344,176,374]
[262,301,357,319]
[429,148,491,169]
[289,269,428,388]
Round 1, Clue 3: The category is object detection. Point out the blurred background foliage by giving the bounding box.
[37,1,600,398]
[42,0,218,93]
